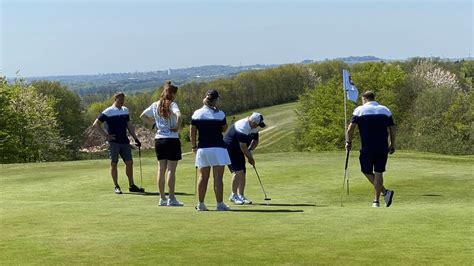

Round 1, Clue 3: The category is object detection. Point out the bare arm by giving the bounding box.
[248,139,259,151]
[388,125,397,154]
[139,111,154,127]
[127,121,139,141]
[92,119,115,141]
[170,111,182,132]
[345,123,357,151]
[240,142,255,166]
[190,125,197,153]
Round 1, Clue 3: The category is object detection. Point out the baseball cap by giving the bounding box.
[249,112,266,128]
[206,89,219,100]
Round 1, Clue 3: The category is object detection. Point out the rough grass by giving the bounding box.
[1,151,473,265]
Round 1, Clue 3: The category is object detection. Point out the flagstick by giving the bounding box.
[341,74,350,207]
[343,82,350,196]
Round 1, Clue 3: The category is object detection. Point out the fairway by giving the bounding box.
[1,151,473,265]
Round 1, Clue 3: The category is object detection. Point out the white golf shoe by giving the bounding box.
[158,198,168,206]
[239,195,252,204]
[229,193,244,205]
[195,202,208,211]
[167,198,184,207]
[372,201,380,208]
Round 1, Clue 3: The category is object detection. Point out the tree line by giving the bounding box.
[1,58,472,163]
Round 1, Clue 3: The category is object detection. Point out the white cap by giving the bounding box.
[249,112,266,127]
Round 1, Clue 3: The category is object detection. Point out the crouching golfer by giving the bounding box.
[93,92,145,194]
[346,91,396,208]
[190,90,231,211]
[140,81,183,207]
[224,112,266,204]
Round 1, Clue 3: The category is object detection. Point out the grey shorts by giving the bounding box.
[108,142,133,163]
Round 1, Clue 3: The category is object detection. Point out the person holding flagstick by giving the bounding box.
[345,90,396,208]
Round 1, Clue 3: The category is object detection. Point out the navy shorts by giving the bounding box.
[227,149,246,173]
[359,151,388,174]
[108,142,133,163]
[155,138,182,161]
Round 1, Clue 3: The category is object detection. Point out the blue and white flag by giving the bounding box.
[342,69,358,103]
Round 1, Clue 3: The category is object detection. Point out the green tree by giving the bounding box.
[32,80,86,159]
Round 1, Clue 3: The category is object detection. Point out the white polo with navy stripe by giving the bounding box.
[191,106,227,148]
[351,101,395,154]
[98,105,130,144]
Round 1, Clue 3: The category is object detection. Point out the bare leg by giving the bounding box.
[364,172,387,201]
[167,160,179,200]
[373,172,384,202]
[239,171,247,196]
[232,170,244,194]
[213,166,225,202]
[111,162,119,187]
[198,167,210,202]
[124,160,134,186]
[158,160,167,200]
[363,173,387,196]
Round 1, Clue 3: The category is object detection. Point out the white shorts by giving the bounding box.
[195,147,231,168]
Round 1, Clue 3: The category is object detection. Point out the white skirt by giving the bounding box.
[195,147,231,168]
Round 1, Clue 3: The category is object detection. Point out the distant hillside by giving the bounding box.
[25,64,278,97]
[22,56,473,99]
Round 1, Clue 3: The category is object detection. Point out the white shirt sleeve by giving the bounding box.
[170,102,180,114]
[142,103,156,118]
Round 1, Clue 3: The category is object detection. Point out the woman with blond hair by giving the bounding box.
[140,81,183,207]
[190,89,231,211]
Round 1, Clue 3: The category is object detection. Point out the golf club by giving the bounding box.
[138,145,144,190]
[252,165,271,201]
[340,149,350,206]
[195,166,198,206]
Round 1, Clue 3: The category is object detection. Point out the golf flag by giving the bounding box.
[343,69,358,102]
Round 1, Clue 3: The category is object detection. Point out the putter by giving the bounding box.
[138,146,144,190]
[252,165,271,201]
[340,149,350,206]
[195,166,198,206]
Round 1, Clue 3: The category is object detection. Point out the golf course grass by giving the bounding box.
[1,151,473,264]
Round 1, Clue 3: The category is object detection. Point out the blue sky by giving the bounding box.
[1,0,473,77]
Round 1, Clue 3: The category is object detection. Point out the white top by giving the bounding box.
[234,118,259,135]
[142,101,180,139]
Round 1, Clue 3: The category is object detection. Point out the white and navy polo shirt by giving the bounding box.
[224,118,259,152]
[191,105,227,148]
[351,101,395,153]
[98,105,130,144]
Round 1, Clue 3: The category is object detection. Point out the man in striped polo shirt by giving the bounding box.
[346,91,396,208]
[93,92,144,194]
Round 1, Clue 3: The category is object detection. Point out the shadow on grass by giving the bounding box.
[422,194,442,197]
[123,192,194,196]
[253,203,324,207]
[229,209,304,213]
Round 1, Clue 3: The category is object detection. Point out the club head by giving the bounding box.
[264,197,271,201]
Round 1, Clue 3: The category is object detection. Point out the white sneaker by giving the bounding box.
[384,190,394,207]
[372,201,380,208]
[195,202,208,211]
[216,202,230,211]
[229,193,244,205]
[167,198,184,207]
[239,195,252,205]
[158,198,168,206]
